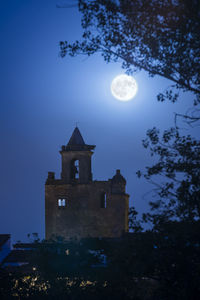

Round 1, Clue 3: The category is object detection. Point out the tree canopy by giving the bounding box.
[137,127,200,226]
[60,0,200,105]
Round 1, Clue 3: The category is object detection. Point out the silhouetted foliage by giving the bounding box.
[129,206,143,232]
[137,127,200,226]
[60,0,200,106]
[134,125,200,299]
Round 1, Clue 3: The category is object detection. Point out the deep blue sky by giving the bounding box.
[0,0,198,243]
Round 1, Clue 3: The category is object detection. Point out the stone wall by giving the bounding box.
[45,180,129,240]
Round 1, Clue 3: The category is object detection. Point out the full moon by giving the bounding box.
[111,74,138,101]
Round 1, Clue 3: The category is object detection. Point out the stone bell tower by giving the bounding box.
[45,127,129,240]
[60,127,95,183]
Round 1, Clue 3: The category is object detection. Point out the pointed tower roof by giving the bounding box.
[67,127,85,146]
[61,127,96,152]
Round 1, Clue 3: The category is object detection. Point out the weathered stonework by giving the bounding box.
[45,127,129,240]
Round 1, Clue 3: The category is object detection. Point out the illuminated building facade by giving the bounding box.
[45,127,129,240]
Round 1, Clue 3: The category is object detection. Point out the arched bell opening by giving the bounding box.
[70,159,80,180]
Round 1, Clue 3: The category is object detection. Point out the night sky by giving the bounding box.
[1,0,198,243]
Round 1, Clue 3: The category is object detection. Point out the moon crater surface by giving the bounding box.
[111,74,138,101]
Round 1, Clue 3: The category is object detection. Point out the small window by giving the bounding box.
[58,198,66,207]
[101,193,107,208]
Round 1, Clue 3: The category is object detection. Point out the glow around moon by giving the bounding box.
[111,74,138,101]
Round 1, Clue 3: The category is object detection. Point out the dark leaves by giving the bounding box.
[138,126,200,222]
[60,0,200,107]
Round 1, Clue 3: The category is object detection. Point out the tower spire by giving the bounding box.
[67,127,85,146]
[61,127,95,152]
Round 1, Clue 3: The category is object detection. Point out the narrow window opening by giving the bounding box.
[101,193,107,208]
[58,199,62,207]
[62,199,66,206]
